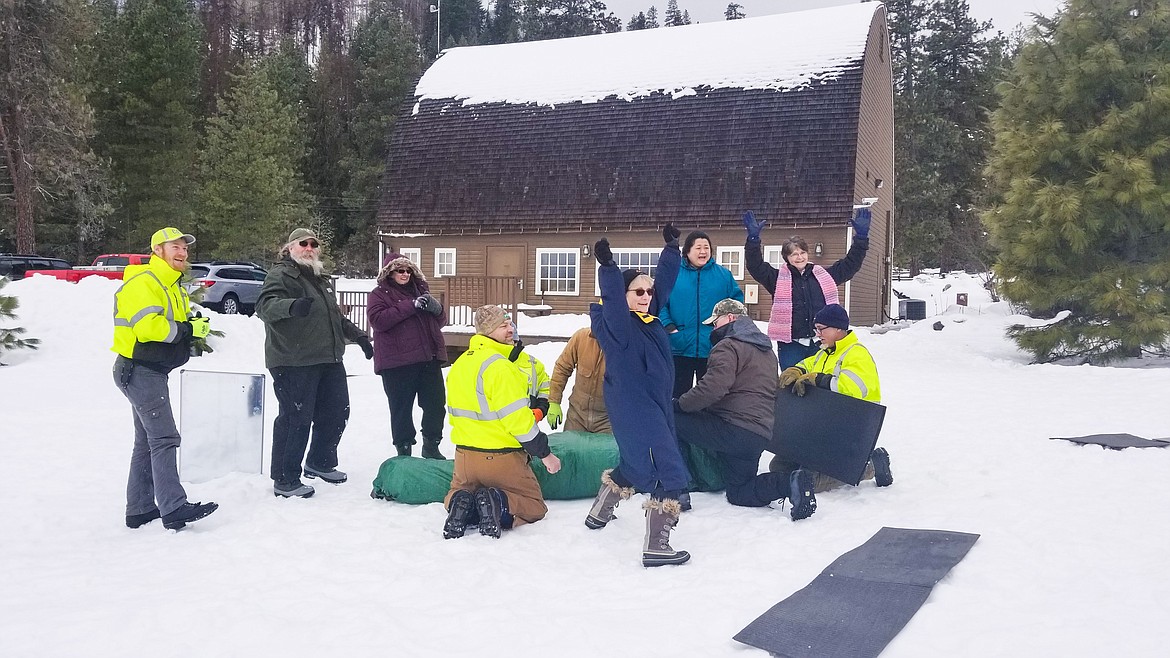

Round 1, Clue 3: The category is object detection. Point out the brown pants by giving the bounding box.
[444,448,548,526]
[563,405,612,434]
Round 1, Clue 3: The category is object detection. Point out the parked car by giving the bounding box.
[15,253,151,283]
[188,261,268,315]
[0,254,73,280]
[91,254,151,268]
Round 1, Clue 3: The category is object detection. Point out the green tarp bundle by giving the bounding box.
[371,431,725,504]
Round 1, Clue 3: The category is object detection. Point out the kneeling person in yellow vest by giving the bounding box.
[773,303,893,492]
[443,305,562,539]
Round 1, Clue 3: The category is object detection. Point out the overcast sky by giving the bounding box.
[598,0,1067,34]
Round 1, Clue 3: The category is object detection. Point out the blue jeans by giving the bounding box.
[778,340,820,369]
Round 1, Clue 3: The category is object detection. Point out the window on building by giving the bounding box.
[535,249,580,296]
[434,248,456,278]
[400,248,421,267]
[717,246,745,280]
[764,246,784,270]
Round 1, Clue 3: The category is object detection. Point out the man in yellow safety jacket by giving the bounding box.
[112,226,218,531]
[774,303,893,491]
[442,305,561,540]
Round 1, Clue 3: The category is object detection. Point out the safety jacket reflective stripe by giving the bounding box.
[111,256,191,359]
[447,334,542,450]
[796,331,881,403]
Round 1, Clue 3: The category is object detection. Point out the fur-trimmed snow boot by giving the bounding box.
[585,469,634,529]
[443,489,478,539]
[642,498,690,567]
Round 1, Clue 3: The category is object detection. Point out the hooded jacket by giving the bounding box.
[677,316,778,438]
[111,255,194,372]
[659,256,744,359]
[256,256,366,368]
[368,254,448,373]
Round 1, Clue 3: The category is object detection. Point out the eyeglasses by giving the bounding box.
[392,268,411,274]
[627,288,654,297]
[299,240,320,249]
[814,324,829,333]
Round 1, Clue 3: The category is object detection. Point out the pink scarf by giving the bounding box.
[768,264,839,342]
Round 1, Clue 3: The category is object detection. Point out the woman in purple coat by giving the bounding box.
[368,253,448,459]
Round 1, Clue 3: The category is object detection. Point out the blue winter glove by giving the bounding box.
[743,211,765,241]
[851,207,872,239]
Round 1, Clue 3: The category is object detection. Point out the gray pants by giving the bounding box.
[115,356,188,516]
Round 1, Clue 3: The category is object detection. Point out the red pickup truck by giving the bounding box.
[32,254,152,282]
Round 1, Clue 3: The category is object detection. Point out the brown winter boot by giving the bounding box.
[642,498,691,567]
[585,469,634,529]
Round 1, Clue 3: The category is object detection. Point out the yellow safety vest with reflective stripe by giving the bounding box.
[514,349,551,403]
[111,256,192,363]
[796,331,881,403]
[446,334,541,450]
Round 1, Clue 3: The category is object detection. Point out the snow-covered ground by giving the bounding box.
[2,272,1167,657]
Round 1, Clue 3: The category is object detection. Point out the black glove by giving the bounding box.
[357,336,374,360]
[289,297,314,317]
[663,222,681,245]
[594,238,614,266]
[743,210,765,241]
[414,296,428,310]
[421,293,442,316]
[851,207,872,239]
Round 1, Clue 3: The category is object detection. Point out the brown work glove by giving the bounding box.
[779,367,805,389]
[791,371,822,397]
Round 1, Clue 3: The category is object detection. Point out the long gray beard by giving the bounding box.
[292,252,324,276]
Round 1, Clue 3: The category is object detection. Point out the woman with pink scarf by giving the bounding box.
[743,209,871,368]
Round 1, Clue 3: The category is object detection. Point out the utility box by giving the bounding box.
[899,299,926,321]
[956,293,968,306]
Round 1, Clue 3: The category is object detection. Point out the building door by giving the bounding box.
[486,246,526,291]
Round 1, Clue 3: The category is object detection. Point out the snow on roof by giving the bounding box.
[415,2,879,108]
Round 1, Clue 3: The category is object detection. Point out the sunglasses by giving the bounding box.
[299,240,320,249]
[392,268,411,274]
[627,288,654,297]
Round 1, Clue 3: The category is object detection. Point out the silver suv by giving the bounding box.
[189,262,267,315]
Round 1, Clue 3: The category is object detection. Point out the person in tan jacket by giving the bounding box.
[548,327,612,434]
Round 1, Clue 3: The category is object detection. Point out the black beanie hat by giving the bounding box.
[814,303,850,330]
[622,268,647,290]
[683,230,712,256]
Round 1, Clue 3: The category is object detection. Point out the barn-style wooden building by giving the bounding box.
[376,2,894,326]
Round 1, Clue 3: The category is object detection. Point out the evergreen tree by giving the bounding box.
[0,277,39,364]
[645,5,659,29]
[663,0,687,26]
[196,62,310,263]
[341,0,424,272]
[91,0,202,251]
[983,0,1170,362]
[627,11,648,31]
[1,0,108,257]
[521,0,620,40]
[486,0,522,44]
[304,44,357,257]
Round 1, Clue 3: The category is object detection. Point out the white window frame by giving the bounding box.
[399,248,421,267]
[764,245,784,270]
[594,248,661,295]
[434,248,456,278]
[717,246,745,280]
[534,249,580,296]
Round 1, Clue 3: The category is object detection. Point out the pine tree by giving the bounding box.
[91,0,202,251]
[645,5,659,29]
[627,11,648,30]
[664,0,685,27]
[521,0,620,40]
[0,277,39,364]
[196,62,310,263]
[1,0,108,257]
[984,0,1170,362]
[487,0,522,44]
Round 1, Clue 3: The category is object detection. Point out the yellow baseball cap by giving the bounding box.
[150,227,196,248]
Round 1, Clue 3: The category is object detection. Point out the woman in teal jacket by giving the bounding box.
[659,231,744,397]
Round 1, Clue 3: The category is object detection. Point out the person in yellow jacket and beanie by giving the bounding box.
[773,303,893,492]
[442,305,562,540]
[112,227,218,531]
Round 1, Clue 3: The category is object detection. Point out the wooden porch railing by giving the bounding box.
[336,275,521,336]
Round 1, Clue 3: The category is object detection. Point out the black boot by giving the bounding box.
[474,487,512,538]
[421,437,446,460]
[443,490,478,539]
[395,443,412,457]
